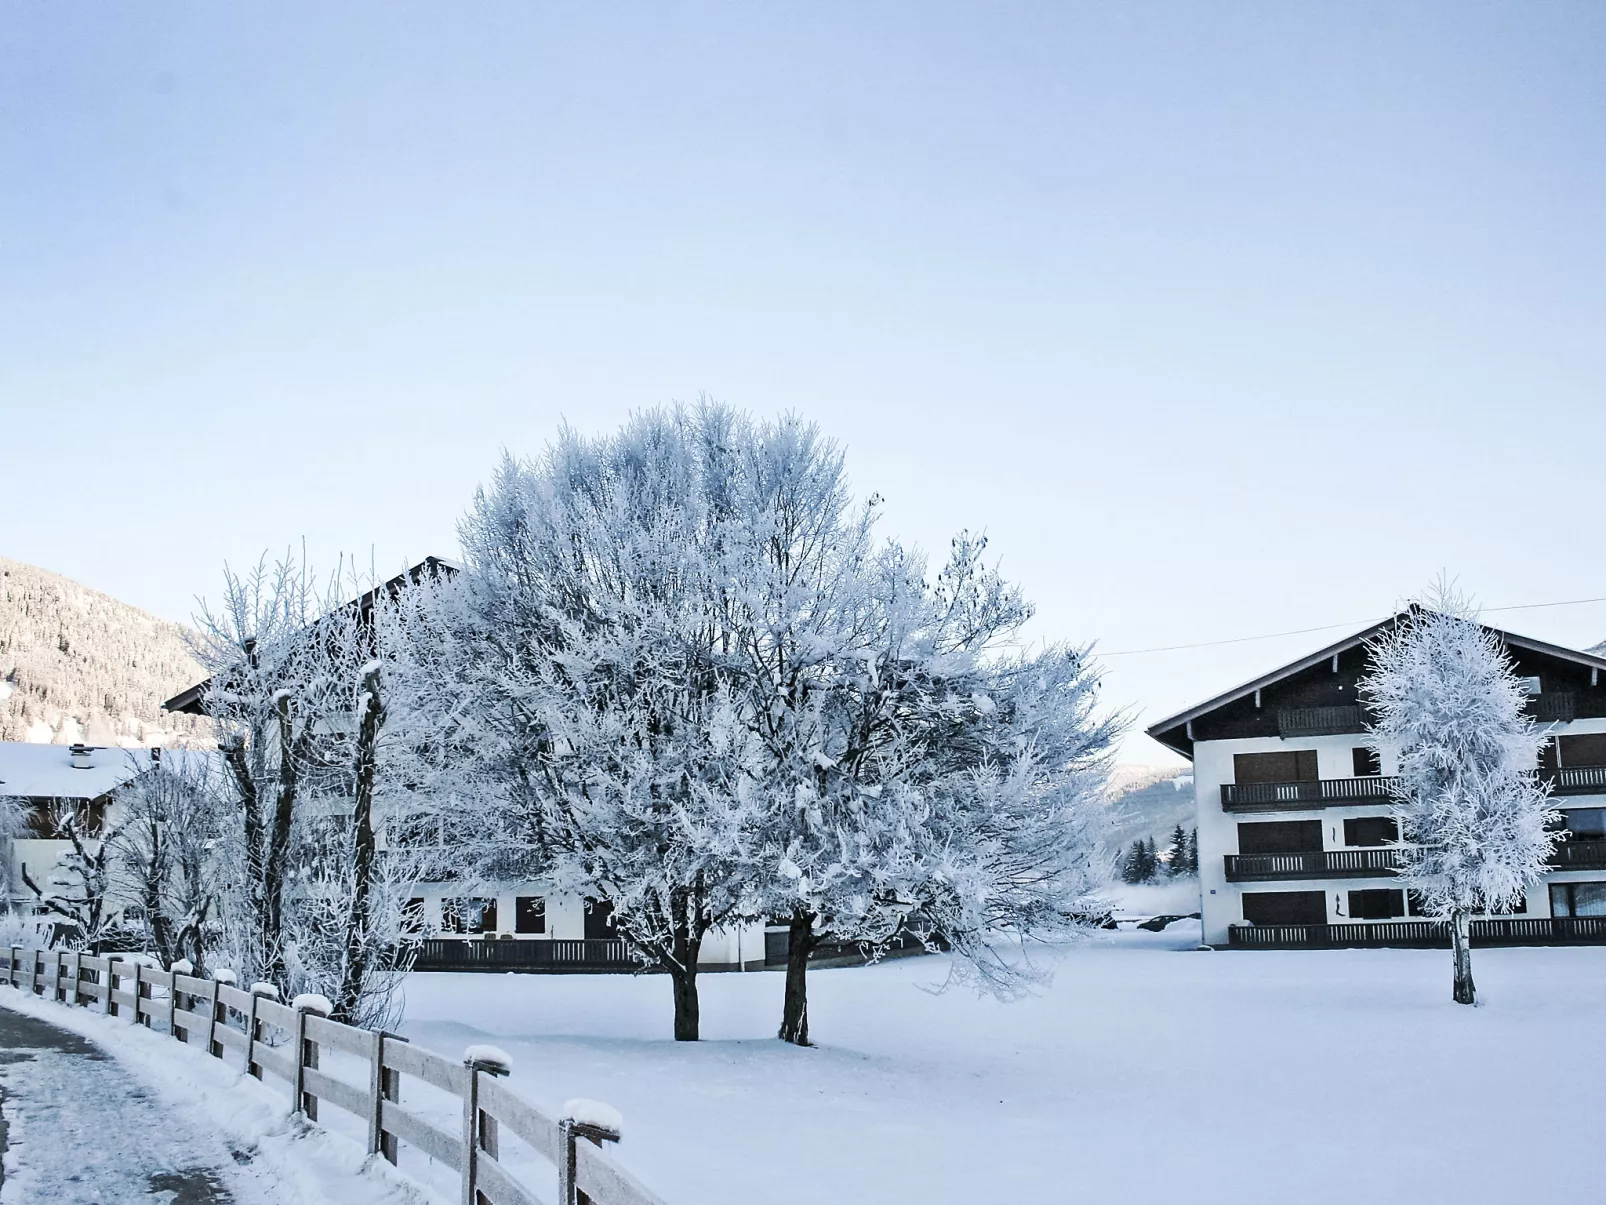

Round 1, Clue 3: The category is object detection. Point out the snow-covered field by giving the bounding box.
[400,930,1606,1205]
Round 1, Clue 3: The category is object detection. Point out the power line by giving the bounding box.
[1100,594,1606,658]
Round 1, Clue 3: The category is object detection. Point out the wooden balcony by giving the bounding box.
[1277,705,1366,738]
[408,937,640,973]
[1552,765,1606,797]
[1550,839,1606,870]
[1227,916,1606,949]
[1224,847,1405,882]
[1221,776,1397,812]
[1526,693,1577,723]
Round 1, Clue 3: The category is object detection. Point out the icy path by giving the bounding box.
[0,1004,272,1203]
[0,994,434,1205]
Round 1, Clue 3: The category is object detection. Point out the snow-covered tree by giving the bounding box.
[734,492,1115,1044]
[429,406,1116,1044]
[1361,588,1559,1005]
[191,554,428,1025]
[1164,825,1192,878]
[22,805,122,952]
[105,750,220,970]
[436,413,756,1041]
[1121,838,1157,884]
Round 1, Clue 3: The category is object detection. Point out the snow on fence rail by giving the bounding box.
[1,945,669,1205]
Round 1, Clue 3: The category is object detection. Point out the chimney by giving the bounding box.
[69,743,93,770]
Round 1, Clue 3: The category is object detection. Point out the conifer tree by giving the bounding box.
[1165,824,1189,877]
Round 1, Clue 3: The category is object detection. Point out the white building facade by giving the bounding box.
[1148,618,1606,948]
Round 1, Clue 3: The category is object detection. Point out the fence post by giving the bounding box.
[31,948,43,996]
[141,965,156,1027]
[559,1109,622,1205]
[49,949,62,1003]
[104,956,118,1016]
[164,969,176,1035]
[462,1049,510,1205]
[292,996,329,1119]
[374,1032,406,1164]
[131,961,144,1023]
[6,945,16,989]
[291,1005,308,1116]
[558,1120,578,1205]
[67,951,81,1007]
[210,982,227,1058]
[202,979,220,1056]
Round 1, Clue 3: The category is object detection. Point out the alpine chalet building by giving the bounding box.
[1147,615,1606,948]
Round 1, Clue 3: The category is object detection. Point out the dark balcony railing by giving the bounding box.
[1221,776,1397,812]
[1224,847,1405,881]
[408,937,641,973]
[1277,705,1367,738]
[1527,693,1577,723]
[1550,839,1606,870]
[1227,916,1606,948]
[1553,765,1606,796]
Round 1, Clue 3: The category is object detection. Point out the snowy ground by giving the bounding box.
[0,990,434,1205]
[400,929,1606,1205]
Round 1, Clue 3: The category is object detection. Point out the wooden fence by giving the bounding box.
[1,946,670,1205]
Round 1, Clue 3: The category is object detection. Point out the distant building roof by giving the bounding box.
[1145,611,1606,758]
[162,556,457,716]
[0,743,154,800]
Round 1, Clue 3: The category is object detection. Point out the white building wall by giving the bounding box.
[1195,718,1606,945]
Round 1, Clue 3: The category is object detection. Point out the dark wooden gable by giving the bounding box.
[1147,614,1606,759]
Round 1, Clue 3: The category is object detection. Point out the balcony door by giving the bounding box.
[583,897,618,940]
[1234,750,1318,785]
[1238,819,1322,855]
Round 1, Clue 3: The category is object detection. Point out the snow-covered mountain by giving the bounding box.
[0,556,209,747]
[1106,764,1196,851]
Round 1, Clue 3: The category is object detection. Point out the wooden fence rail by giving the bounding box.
[1,945,669,1205]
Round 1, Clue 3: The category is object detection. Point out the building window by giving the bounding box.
[1550,882,1606,918]
[515,896,546,934]
[1410,890,1528,916]
[1351,747,1382,777]
[1234,750,1319,785]
[1344,816,1398,847]
[1241,891,1326,926]
[583,897,617,940]
[1237,819,1322,855]
[1563,808,1606,841]
[401,898,426,935]
[1348,889,1405,920]
[1559,734,1606,769]
[441,898,499,934]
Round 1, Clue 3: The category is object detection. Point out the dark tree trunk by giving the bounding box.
[143,824,174,969]
[778,909,817,1046]
[670,966,701,1042]
[1450,905,1475,1005]
[223,736,265,929]
[335,664,383,1023]
[261,693,301,985]
[666,884,706,1041]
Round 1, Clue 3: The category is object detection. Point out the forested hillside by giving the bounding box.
[1106,764,1196,853]
[0,556,209,746]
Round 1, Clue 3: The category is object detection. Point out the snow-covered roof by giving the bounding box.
[0,742,156,800]
[163,555,459,715]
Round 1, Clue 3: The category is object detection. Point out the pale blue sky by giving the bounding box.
[2,3,1603,761]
